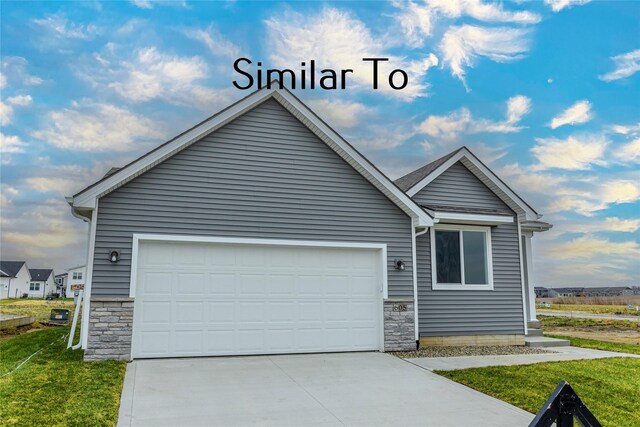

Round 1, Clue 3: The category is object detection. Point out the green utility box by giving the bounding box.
[49,309,70,324]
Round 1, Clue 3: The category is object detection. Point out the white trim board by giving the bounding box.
[405,147,540,222]
[69,87,433,227]
[128,234,389,300]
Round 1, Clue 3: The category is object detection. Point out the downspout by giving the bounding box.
[7,277,11,300]
[411,223,429,346]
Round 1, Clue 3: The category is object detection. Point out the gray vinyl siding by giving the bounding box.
[417,162,510,210]
[92,99,413,298]
[413,162,525,336]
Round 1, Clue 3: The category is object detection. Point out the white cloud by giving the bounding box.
[33,14,97,40]
[95,47,233,110]
[7,94,32,107]
[544,0,591,12]
[549,100,592,129]
[265,7,438,100]
[564,217,640,234]
[0,101,12,126]
[614,138,640,164]
[32,101,165,152]
[417,95,531,139]
[131,0,153,9]
[440,25,532,87]
[506,95,532,124]
[307,99,372,128]
[184,25,243,59]
[393,0,540,48]
[0,133,27,153]
[548,178,640,216]
[610,122,640,135]
[549,236,639,259]
[599,49,640,82]
[531,134,608,170]
[0,72,6,89]
[1,57,43,87]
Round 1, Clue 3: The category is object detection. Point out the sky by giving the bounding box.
[0,0,638,287]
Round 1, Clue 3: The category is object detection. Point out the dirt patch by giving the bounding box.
[0,322,52,342]
[546,329,640,345]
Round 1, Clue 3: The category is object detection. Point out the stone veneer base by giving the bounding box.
[383,298,416,351]
[84,297,134,361]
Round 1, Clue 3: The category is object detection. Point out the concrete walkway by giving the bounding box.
[538,311,640,321]
[118,352,532,426]
[407,346,640,371]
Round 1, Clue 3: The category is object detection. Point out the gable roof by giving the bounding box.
[29,269,53,281]
[68,87,433,227]
[0,261,26,278]
[397,146,541,221]
[395,148,463,192]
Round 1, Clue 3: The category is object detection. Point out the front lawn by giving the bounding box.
[537,303,640,316]
[437,357,640,427]
[0,299,77,322]
[546,334,640,355]
[0,327,126,427]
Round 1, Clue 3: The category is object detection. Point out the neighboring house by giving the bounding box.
[548,287,584,298]
[67,86,552,361]
[584,286,634,297]
[0,261,31,299]
[55,273,68,296]
[534,287,548,298]
[66,265,86,303]
[28,269,56,299]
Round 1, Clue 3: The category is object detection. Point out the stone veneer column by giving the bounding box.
[383,298,416,351]
[84,297,134,361]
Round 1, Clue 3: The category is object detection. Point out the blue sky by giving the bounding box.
[1,0,638,287]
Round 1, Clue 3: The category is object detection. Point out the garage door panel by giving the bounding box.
[132,240,382,358]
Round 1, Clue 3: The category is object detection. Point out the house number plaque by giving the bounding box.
[392,304,408,312]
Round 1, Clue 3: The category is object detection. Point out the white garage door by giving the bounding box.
[131,239,384,358]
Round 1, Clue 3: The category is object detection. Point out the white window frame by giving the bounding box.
[30,282,40,291]
[430,224,494,291]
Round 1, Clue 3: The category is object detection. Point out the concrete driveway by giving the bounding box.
[118,352,532,427]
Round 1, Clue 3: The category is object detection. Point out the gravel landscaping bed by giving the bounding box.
[393,345,551,358]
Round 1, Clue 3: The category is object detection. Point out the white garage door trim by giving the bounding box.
[129,234,388,358]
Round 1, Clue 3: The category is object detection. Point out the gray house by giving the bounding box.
[67,86,551,361]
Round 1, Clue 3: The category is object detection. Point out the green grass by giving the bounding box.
[537,303,640,316]
[437,357,640,427]
[546,334,640,355]
[0,299,76,322]
[0,327,126,427]
[540,316,640,331]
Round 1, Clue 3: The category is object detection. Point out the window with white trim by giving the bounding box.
[431,225,494,290]
[73,272,82,280]
[30,282,40,291]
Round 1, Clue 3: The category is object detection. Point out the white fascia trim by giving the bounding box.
[129,234,389,300]
[406,148,538,221]
[431,211,513,225]
[430,224,494,291]
[71,87,432,227]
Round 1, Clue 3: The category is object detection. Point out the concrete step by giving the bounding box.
[526,328,544,337]
[527,320,541,329]
[525,336,570,348]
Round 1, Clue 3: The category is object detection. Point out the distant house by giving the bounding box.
[28,269,56,299]
[534,287,548,298]
[584,286,634,297]
[0,261,31,298]
[55,273,68,296]
[548,287,584,298]
[66,265,86,303]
